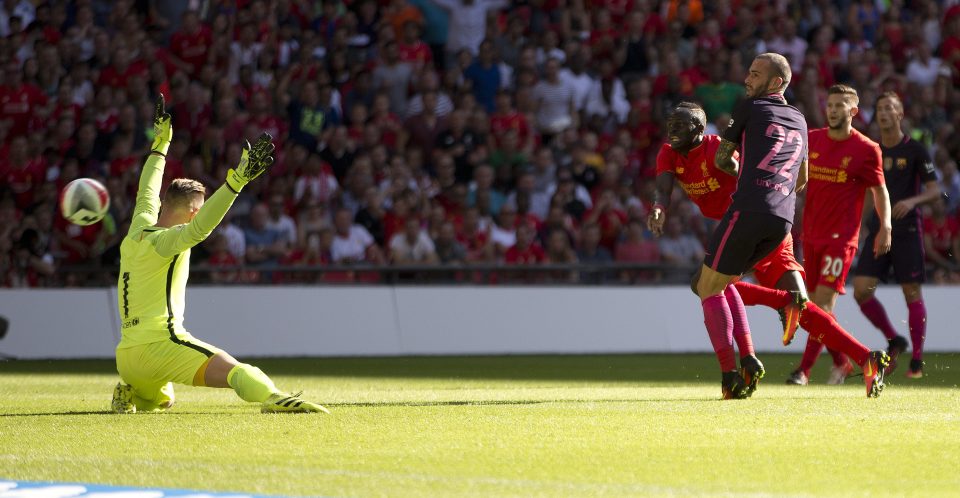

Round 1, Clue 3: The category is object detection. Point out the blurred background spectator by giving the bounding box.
[3,0,960,286]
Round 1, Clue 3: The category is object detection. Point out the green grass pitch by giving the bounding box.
[2,354,959,497]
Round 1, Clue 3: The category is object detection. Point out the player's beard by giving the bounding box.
[746,77,776,98]
[827,116,851,131]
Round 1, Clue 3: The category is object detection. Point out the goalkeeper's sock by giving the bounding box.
[227,363,279,403]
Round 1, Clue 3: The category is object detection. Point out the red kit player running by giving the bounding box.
[790,84,893,386]
[649,99,889,398]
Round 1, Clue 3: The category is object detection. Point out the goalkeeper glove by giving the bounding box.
[151,95,173,156]
[226,132,275,193]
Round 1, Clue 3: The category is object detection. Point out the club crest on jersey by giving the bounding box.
[897,158,907,169]
[700,161,709,177]
[883,157,893,171]
[810,152,820,159]
[841,156,852,168]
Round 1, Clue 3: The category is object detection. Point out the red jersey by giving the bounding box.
[504,243,545,264]
[97,61,148,89]
[3,158,46,209]
[803,128,884,245]
[655,135,738,220]
[0,84,48,137]
[490,111,530,144]
[398,41,432,67]
[170,25,212,76]
[922,216,959,259]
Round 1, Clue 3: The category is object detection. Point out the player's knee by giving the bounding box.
[852,287,872,304]
[902,283,922,302]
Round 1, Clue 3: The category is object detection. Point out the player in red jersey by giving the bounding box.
[851,92,941,378]
[789,85,892,386]
[650,100,889,398]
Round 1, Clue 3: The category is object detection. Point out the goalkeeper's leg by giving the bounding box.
[202,350,330,413]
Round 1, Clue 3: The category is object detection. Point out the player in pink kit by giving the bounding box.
[789,84,893,386]
[651,101,889,398]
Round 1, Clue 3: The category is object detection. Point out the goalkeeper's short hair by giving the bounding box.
[165,178,206,208]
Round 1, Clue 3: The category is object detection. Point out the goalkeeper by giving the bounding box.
[111,96,328,414]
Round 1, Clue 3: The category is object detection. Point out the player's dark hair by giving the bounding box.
[165,178,206,209]
[827,84,859,106]
[876,91,903,111]
[675,102,707,128]
[755,53,792,92]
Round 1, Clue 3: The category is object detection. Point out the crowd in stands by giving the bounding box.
[3,0,960,286]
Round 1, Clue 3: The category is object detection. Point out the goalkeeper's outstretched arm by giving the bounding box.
[152,133,276,258]
[129,96,173,234]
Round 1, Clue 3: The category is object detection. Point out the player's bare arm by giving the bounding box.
[796,156,808,193]
[891,180,941,220]
[869,183,893,256]
[714,139,740,177]
[648,172,675,237]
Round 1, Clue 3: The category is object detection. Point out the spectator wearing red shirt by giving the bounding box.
[52,213,103,266]
[1,136,45,210]
[504,221,545,264]
[457,206,493,262]
[490,90,531,148]
[205,232,243,284]
[97,46,148,89]
[923,198,960,271]
[589,9,619,61]
[398,20,432,70]
[582,190,626,252]
[246,91,288,149]
[615,219,661,283]
[0,62,49,137]
[169,10,213,78]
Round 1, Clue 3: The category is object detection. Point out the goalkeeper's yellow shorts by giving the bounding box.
[115,332,223,404]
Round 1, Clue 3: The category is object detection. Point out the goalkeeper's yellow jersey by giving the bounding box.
[116,154,238,349]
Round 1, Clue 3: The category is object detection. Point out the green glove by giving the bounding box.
[226,132,275,192]
[151,95,172,156]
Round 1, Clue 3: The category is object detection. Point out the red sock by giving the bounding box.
[908,299,927,361]
[724,285,755,358]
[733,281,791,309]
[827,347,849,367]
[702,294,737,371]
[798,335,823,375]
[859,297,899,340]
[800,304,870,366]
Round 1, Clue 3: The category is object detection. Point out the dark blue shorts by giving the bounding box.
[704,210,792,277]
[855,228,926,283]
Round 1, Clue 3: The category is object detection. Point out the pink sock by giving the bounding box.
[724,285,755,358]
[702,294,737,371]
[859,297,899,340]
[908,299,927,361]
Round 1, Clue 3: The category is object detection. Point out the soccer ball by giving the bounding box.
[60,178,111,226]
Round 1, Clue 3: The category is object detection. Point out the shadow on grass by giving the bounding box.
[2,354,959,386]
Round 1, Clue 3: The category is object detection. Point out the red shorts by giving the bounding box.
[802,240,858,294]
[752,232,805,288]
